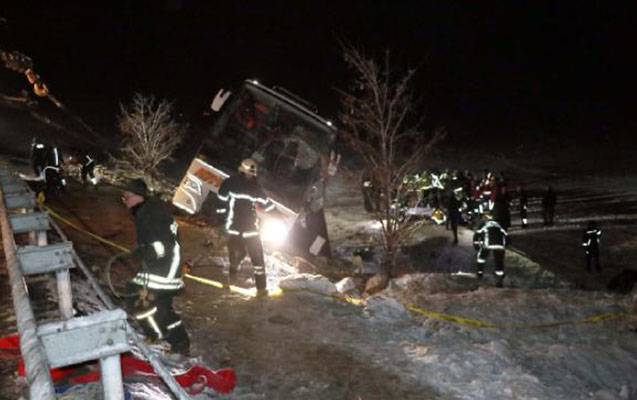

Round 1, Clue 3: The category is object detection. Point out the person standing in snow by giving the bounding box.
[473,216,510,287]
[542,186,557,226]
[217,158,275,295]
[582,221,602,273]
[42,144,66,195]
[492,184,511,230]
[517,185,529,228]
[121,178,190,354]
[361,169,381,213]
[30,137,48,177]
[446,190,462,245]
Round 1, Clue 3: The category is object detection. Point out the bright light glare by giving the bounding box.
[260,218,289,245]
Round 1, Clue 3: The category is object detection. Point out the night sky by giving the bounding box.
[1,1,635,145]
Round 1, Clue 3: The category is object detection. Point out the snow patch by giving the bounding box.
[363,294,410,322]
[278,273,338,295]
[388,272,472,295]
[335,277,357,294]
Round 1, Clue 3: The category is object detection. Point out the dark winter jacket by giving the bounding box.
[446,193,462,223]
[492,192,511,229]
[130,196,183,291]
[31,141,48,174]
[582,227,602,252]
[519,189,528,211]
[217,173,274,236]
[542,188,557,209]
[473,220,509,250]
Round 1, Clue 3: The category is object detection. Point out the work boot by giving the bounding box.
[170,340,190,356]
[255,274,267,291]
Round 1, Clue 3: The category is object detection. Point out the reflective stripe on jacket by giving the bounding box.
[131,197,183,290]
[217,173,273,234]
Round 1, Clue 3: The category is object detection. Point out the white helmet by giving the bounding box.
[238,158,258,177]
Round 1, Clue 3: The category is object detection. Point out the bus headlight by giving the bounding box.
[260,217,289,245]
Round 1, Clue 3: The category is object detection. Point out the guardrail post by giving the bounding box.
[19,241,74,318]
[37,230,47,246]
[100,355,125,400]
[38,309,130,400]
[56,269,74,319]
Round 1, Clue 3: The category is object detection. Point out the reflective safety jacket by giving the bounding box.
[473,220,509,250]
[217,173,275,237]
[582,228,602,251]
[31,141,48,174]
[130,197,183,291]
[82,155,98,184]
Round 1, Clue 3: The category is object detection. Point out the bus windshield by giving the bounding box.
[198,81,335,209]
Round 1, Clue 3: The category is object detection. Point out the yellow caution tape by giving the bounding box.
[40,202,131,253]
[41,203,632,328]
[407,305,498,328]
[407,304,628,329]
[184,273,259,297]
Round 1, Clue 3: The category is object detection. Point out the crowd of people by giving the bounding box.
[24,136,605,353]
[362,167,604,288]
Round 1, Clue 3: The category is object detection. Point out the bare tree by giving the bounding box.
[338,44,445,277]
[112,93,186,188]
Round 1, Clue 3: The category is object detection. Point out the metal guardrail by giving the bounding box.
[0,167,130,399]
[0,170,55,400]
[0,165,193,400]
[44,203,194,400]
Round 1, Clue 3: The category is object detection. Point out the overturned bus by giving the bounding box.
[173,79,338,257]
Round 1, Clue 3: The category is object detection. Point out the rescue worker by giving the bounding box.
[542,185,557,226]
[217,159,275,295]
[121,179,190,354]
[518,185,529,228]
[492,184,511,230]
[582,221,602,273]
[473,215,510,287]
[30,137,48,177]
[42,144,66,195]
[81,154,98,186]
[446,190,462,245]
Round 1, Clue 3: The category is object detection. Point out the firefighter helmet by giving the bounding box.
[238,158,258,177]
[33,82,49,97]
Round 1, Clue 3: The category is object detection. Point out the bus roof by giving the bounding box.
[244,79,337,133]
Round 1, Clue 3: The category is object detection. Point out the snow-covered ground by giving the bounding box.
[2,131,637,399]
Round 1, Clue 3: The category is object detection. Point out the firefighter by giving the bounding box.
[42,144,66,195]
[121,179,190,354]
[81,154,99,186]
[518,185,529,228]
[217,159,275,295]
[30,137,48,177]
[473,215,510,287]
[542,185,557,226]
[582,221,602,273]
